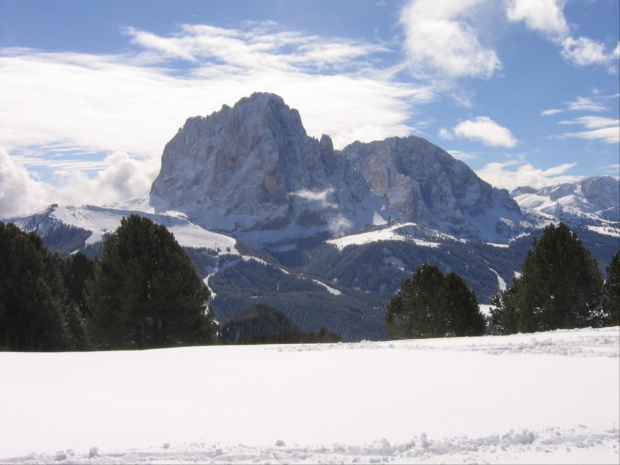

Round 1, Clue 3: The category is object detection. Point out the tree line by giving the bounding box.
[1,217,618,351]
[1,215,341,352]
[0,215,214,351]
[386,222,619,339]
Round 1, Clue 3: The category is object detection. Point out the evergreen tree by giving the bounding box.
[386,263,485,339]
[491,223,604,333]
[0,222,85,351]
[602,251,620,326]
[63,251,94,317]
[490,278,522,334]
[85,215,212,349]
[445,271,486,337]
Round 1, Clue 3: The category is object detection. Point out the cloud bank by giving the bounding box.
[476,159,581,191]
[0,148,158,217]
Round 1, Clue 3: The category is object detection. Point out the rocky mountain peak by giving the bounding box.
[150,93,525,244]
[150,92,346,233]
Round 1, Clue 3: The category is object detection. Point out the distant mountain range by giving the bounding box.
[511,176,619,224]
[4,93,619,340]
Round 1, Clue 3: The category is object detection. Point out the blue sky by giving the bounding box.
[0,0,618,217]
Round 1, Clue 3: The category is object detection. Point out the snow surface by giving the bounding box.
[47,205,238,252]
[587,225,620,238]
[489,268,507,292]
[1,327,618,464]
[328,223,441,251]
[311,278,342,296]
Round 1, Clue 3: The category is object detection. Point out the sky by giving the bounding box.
[0,0,618,217]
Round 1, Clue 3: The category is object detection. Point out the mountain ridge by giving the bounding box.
[512,176,620,225]
[150,92,525,245]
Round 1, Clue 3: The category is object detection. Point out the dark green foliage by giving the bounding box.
[219,305,341,344]
[63,251,94,317]
[85,215,213,349]
[385,263,486,339]
[491,223,605,334]
[445,272,487,337]
[602,251,620,326]
[0,222,88,351]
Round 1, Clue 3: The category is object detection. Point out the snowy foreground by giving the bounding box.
[1,328,619,464]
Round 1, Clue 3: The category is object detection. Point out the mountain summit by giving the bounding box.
[150,93,382,236]
[150,92,523,244]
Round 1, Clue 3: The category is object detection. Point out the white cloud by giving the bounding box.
[541,96,608,116]
[447,150,479,161]
[505,0,569,40]
[476,159,581,190]
[0,24,435,156]
[562,37,620,71]
[399,0,501,79]
[560,116,619,130]
[556,116,619,144]
[566,97,608,113]
[290,188,337,209]
[505,0,618,71]
[0,148,49,217]
[0,148,159,218]
[124,23,390,73]
[540,109,562,116]
[453,116,518,148]
[438,128,455,140]
[556,127,619,144]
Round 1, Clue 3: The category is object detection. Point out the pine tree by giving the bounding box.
[602,251,620,326]
[63,251,94,317]
[491,223,604,333]
[445,272,486,337]
[386,263,485,339]
[0,222,79,351]
[85,215,212,349]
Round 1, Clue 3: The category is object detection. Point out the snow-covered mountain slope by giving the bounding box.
[1,327,618,464]
[150,92,526,244]
[512,176,620,235]
[5,203,388,341]
[9,204,238,252]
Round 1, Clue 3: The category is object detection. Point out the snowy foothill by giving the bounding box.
[11,204,239,253]
[1,327,618,464]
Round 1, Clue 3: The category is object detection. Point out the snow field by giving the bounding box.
[0,327,618,464]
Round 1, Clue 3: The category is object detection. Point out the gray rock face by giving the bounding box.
[340,137,522,239]
[150,92,524,242]
[151,93,379,233]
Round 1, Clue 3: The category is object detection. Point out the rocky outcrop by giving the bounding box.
[150,93,379,234]
[150,92,524,243]
[340,137,522,239]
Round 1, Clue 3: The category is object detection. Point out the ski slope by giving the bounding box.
[1,327,618,464]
